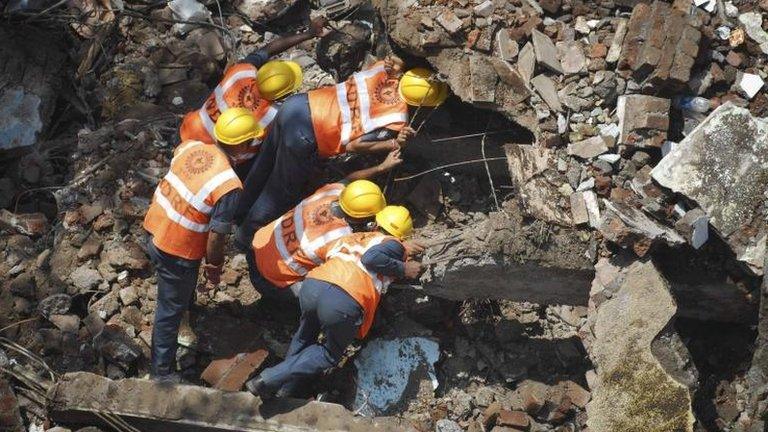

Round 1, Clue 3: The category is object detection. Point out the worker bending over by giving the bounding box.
[249,177,396,300]
[179,17,330,178]
[234,58,448,249]
[246,205,424,398]
[144,108,262,382]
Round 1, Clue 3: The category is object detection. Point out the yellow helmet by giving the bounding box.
[214,108,264,145]
[257,60,303,101]
[376,205,413,239]
[398,68,448,107]
[338,180,386,219]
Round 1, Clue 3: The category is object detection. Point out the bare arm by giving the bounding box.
[262,17,330,57]
[345,148,402,181]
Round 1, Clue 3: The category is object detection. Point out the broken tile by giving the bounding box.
[559,41,587,75]
[437,10,463,34]
[469,55,497,103]
[473,0,494,17]
[675,208,709,249]
[570,192,590,226]
[496,29,519,61]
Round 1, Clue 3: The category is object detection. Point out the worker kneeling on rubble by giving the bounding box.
[249,178,397,300]
[234,58,448,250]
[246,205,424,399]
[143,108,263,382]
[179,17,331,179]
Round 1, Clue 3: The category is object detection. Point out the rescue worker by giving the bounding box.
[179,17,331,179]
[245,205,424,398]
[249,177,396,300]
[234,59,448,248]
[144,108,263,382]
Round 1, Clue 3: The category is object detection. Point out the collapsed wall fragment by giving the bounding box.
[652,103,768,276]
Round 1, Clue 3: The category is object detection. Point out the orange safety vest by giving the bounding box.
[307,61,409,158]
[178,63,279,165]
[308,232,404,338]
[143,140,242,260]
[252,183,350,288]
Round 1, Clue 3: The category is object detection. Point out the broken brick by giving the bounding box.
[201,350,269,391]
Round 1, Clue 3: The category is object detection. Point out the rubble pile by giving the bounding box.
[0,0,766,430]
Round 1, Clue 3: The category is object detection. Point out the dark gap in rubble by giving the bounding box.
[676,318,757,431]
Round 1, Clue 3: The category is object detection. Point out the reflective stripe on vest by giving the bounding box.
[272,186,345,276]
[324,235,393,294]
[143,140,242,259]
[182,63,279,149]
[309,61,409,158]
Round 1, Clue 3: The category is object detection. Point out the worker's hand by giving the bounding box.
[403,261,424,279]
[403,240,425,258]
[310,16,331,37]
[379,148,403,172]
[384,56,405,78]
[396,126,415,146]
[202,262,223,286]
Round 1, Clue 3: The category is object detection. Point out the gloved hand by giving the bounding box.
[202,262,223,286]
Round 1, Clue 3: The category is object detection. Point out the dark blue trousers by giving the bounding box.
[259,278,362,392]
[234,93,320,251]
[147,240,199,376]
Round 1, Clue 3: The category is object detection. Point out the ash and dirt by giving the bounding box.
[0,0,767,430]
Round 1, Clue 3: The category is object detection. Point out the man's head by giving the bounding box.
[214,108,265,158]
[257,60,303,101]
[338,180,386,228]
[375,205,413,239]
[398,68,448,107]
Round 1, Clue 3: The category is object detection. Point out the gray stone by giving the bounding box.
[617,95,670,148]
[531,29,563,74]
[583,260,695,432]
[599,200,685,257]
[473,0,494,17]
[118,286,139,306]
[505,144,572,226]
[738,12,768,55]
[518,42,536,84]
[531,74,562,112]
[70,265,102,292]
[651,103,768,275]
[605,18,628,64]
[38,293,72,318]
[568,136,609,159]
[558,41,587,75]
[437,10,463,34]
[49,314,81,334]
[675,208,709,249]
[469,55,497,103]
[570,192,590,226]
[496,29,518,61]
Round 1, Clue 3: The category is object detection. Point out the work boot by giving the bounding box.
[246,377,276,400]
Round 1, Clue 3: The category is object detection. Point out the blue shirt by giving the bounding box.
[361,239,405,279]
[243,49,270,69]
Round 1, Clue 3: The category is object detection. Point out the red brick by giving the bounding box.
[201,349,268,391]
[497,410,531,430]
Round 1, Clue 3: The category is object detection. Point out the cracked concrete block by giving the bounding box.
[518,42,536,84]
[505,144,572,226]
[606,18,628,63]
[598,200,685,257]
[50,372,415,431]
[469,55,497,103]
[651,103,768,275]
[583,260,695,432]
